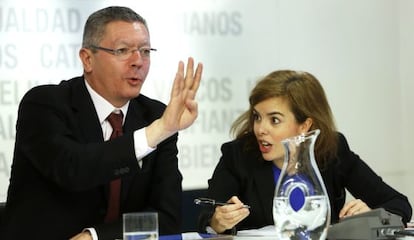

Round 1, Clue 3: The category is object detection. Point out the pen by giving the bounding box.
[194,197,251,209]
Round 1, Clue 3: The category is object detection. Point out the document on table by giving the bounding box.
[180,232,233,240]
[236,225,277,237]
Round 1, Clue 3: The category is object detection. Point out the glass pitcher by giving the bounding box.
[273,129,330,240]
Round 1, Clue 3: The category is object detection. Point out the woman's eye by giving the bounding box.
[252,112,260,121]
[272,117,280,124]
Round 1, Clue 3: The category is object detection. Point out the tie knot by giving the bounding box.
[107,111,123,136]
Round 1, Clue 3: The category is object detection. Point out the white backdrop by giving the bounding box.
[0,0,413,209]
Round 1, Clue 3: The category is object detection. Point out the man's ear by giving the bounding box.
[79,48,93,73]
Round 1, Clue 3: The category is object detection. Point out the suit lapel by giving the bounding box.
[68,77,110,202]
[123,98,150,133]
[70,77,103,143]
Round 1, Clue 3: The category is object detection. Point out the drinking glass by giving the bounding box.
[123,212,158,240]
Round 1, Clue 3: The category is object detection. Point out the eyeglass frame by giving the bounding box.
[88,45,157,60]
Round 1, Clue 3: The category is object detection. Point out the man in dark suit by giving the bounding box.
[3,6,203,240]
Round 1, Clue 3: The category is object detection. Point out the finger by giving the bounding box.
[228,196,241,204]
[339,200,357,218]
[218,203,241,213]
[359,205,371,214]
[343,203,363,217]
[171,61,185,99]
[190,62,203,93]
[184,57,195,88]
[228,196,249,210]
[349,200,370,215]
[220,207,243,219]
[214,206,249,231]
[232,209,250,224]
[222,207,250,226]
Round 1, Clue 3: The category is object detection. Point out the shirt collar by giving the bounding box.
[84,78,129,124]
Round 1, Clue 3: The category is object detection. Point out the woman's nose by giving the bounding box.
[257,121,269,135]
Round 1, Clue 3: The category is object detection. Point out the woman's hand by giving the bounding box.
[339,199,371,219]
[209,196,250,233]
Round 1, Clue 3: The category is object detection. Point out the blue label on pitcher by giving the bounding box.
[282,175,315,211]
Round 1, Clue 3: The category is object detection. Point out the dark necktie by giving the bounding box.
[104,111,123,223]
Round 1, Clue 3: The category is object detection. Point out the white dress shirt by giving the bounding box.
[84,79,155,240]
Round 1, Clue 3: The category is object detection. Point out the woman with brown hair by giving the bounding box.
[198,70,412,234]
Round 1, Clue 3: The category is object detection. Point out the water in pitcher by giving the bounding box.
[273,195,328,240]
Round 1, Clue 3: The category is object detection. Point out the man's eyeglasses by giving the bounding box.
[89,45,157,60]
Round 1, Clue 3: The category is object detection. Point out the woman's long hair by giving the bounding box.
[231,70,338,166]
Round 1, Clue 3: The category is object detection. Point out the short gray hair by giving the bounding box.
[82,6,148,48]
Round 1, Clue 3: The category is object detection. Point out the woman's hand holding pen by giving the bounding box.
[210,196,250,233]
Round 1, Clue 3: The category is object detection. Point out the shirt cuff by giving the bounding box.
[134,128,156,165]
[84,228,98,240]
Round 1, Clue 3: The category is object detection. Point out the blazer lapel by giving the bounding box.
[253,156,276,224]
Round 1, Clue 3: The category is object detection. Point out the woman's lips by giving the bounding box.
[258,140,272,154]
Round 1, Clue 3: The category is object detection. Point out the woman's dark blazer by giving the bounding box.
[198,132,412,232]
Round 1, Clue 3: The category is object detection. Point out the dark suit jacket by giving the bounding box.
[198,132,412,233]
[3,76,183,240]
